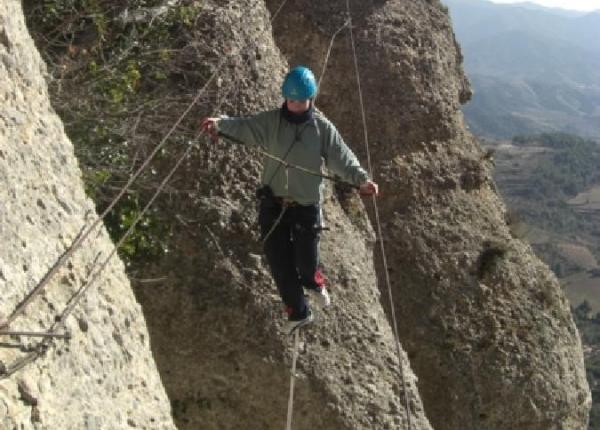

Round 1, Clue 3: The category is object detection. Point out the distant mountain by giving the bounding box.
[502,2,588,17]
[443,0,600,138]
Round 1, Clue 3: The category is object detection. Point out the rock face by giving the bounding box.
[7,0,591,429]
[0,2,175,428]
[269,0,591,428]
[126,1,433,429]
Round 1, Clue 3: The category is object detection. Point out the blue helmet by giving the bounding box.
[281,66,317,100]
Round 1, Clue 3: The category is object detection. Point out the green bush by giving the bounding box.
[23,0,204,265]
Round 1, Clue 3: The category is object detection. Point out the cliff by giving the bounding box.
[2,0,592,429]
[0,1,175,428]
[269,0,591,428]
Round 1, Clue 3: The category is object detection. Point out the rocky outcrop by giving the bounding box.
[9,0,591,428]
[127,1,433,429]
[269,0,591,428]
[8,0,433,429]
[0,1,175,428]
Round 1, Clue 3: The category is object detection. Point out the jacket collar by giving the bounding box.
[280,101,314,125]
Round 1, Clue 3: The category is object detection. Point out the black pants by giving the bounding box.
[259,200,322,319]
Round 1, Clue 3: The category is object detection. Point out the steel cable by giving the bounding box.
[345,0,414,428]
[1,0,291,331]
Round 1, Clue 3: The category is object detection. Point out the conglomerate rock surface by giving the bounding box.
[268,0,591,428]
[6,0,591,428]
[0,1,175,429]
[125,1,432,429]
[8,0,432,429]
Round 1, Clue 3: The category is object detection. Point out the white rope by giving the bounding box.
[314,19,351,104]
[261,205,287,245]
[1,60,223,329]
[345,1,413,428]
[285,329,300,430]
[271,0,291,22]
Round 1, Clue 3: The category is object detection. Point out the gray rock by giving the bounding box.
[0,2,176,429]
[271,0,590,428]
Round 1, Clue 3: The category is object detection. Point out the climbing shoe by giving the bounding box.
[307,286,331,307]
[285,309,314,335]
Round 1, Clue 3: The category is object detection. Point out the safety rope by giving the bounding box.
[0,330,70,339]
[285,329,300,430]
[0,0,292,333]
[219,133,357,188]
[314,19,350,105]
[0,57,224,331]
[0,128,208,380]
[345,1,413,428]
[270,0,291,22]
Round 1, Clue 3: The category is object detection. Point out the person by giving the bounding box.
[201,66,378,335]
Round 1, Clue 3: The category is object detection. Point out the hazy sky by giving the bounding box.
[490,0,600,11]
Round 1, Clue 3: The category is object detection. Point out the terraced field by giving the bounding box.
[487,134,600,311]
[569,185,600,212]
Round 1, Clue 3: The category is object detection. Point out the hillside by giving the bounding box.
[443,0,600,139]
[487,132,600,428]
[488,133,600,276]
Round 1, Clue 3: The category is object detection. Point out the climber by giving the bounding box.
[200,66,378,335]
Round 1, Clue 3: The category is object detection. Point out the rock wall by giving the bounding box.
[0,1,175,428]
[127,1,433,429]
[9,0,592,428]
[268,0,591,428]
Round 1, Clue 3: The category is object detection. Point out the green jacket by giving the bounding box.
[217,108,369,205]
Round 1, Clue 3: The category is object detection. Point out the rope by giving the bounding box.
[270,0,290,22]
[261,202,287,246]
[285,329,300,430]
[345,1,413,428]
[0,331,70,339]
[0,138,194,380]
[1,57,224,331]
[1,0,291,331]
[0,46,244,369]
[0,221,87,330]
[314,19,350,105]
[220,133,358,188]
[0,0,291,375]
[0,131,206,380]
[54,136,202,332]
